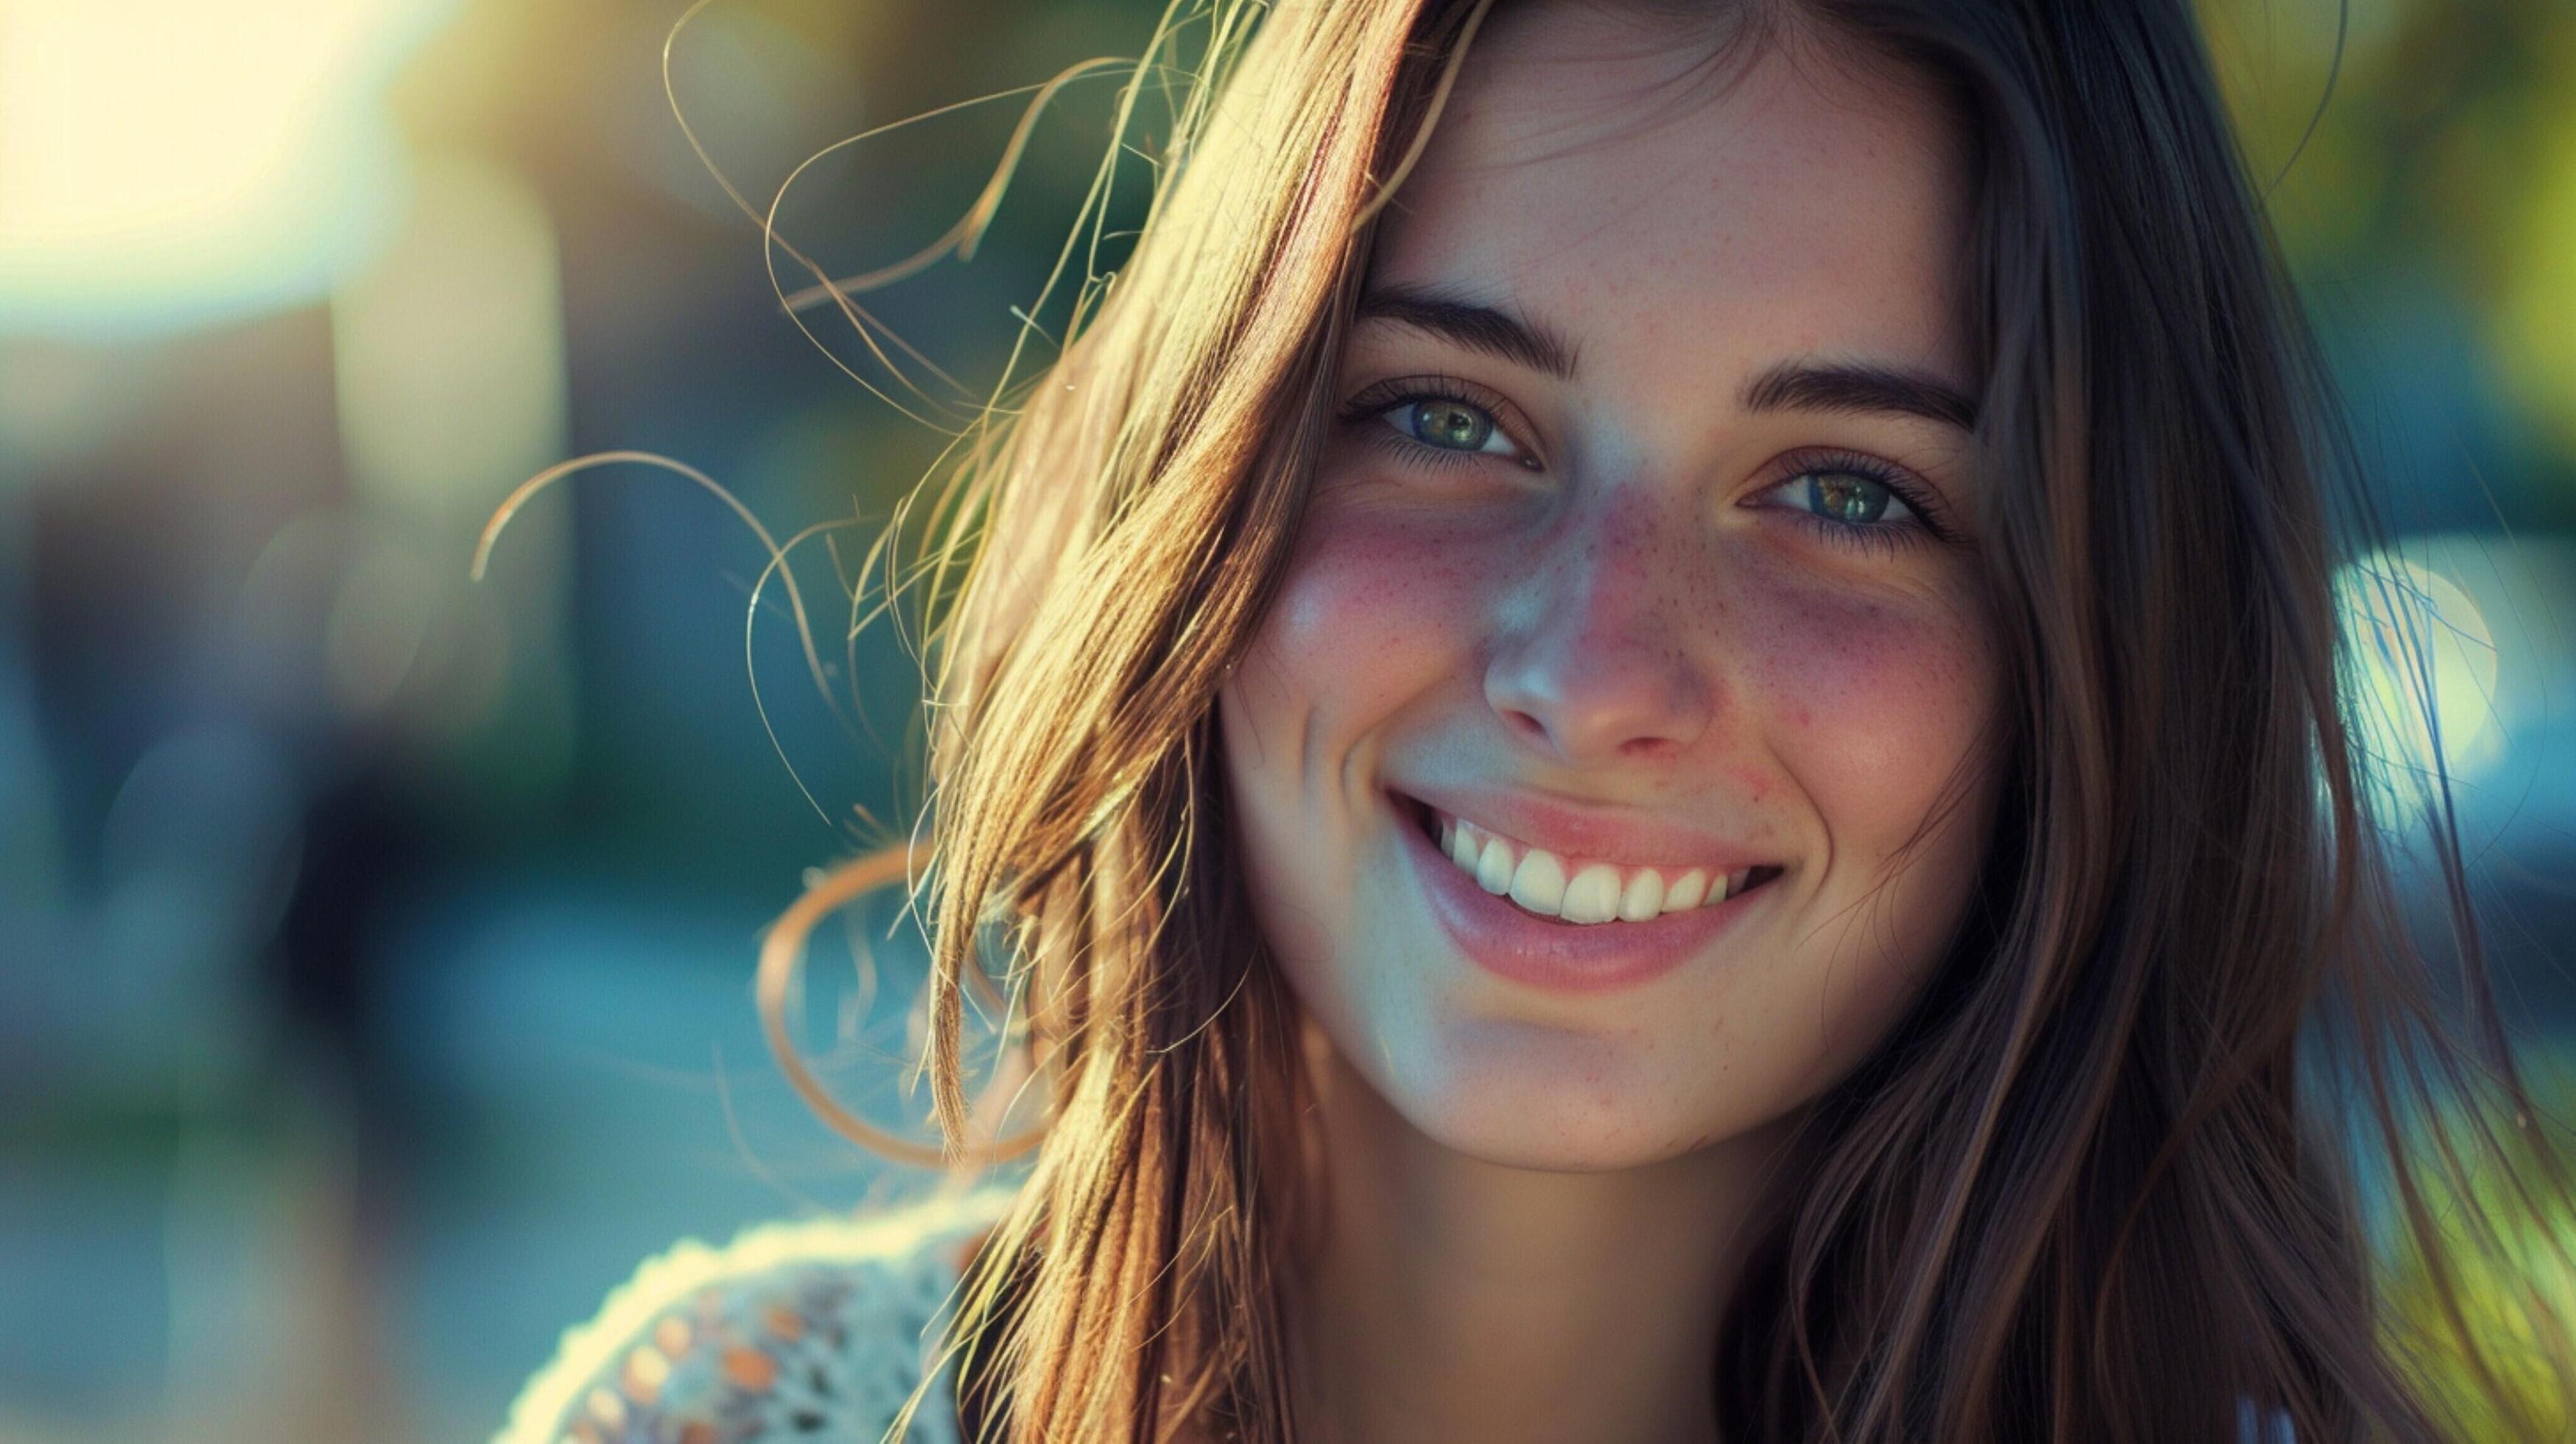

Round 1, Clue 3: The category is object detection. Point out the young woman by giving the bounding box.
[498,1,2572,1440]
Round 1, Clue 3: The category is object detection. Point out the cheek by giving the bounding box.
[1230,502,1498,746]
[1737,572,1997,853]
[1221,502,1509,1012]
[1730,572,1999,1072]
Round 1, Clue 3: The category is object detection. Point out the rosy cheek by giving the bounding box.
[1240,499,1501,726]
[1733,572,1996,861]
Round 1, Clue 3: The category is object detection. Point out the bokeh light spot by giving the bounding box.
[2336,550,2505,812]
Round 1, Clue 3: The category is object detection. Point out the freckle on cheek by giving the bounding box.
[1715,762,1775,802]
[1285,525,1481,631]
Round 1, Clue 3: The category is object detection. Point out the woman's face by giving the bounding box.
[1218,7,2002,1171]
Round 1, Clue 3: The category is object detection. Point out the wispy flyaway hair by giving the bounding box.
[692,1,2576,1438]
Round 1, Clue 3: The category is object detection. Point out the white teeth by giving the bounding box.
[1561,863,1622,924]
[1616,869,1666,922]
[1425,805,1763,925]
[1507,849,1567,914]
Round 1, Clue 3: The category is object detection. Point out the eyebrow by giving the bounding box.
[1352,284,1579,380]
[1741,359,1979,432]
[1352,284,1979,432]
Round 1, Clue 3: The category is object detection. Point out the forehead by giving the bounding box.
[1369,4,1973,388]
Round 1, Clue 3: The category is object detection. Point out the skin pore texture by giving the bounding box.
[1213,7,2006,1443]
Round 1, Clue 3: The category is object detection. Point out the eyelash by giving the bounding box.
[1338,375,1539,472]
[1335,377,1954,554]
[1770,447,1953,555]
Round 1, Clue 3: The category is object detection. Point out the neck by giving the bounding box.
[1285,1031,1807,1444]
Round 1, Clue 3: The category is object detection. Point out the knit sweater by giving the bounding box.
[493,1188,1015,1444]
[496,1185,2300,1443]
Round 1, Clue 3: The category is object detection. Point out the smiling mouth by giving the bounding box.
[1393,791,1783,927]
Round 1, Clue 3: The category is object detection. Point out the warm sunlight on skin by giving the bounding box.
[1217,8,2006,1440]
[1223,10,2001,1177]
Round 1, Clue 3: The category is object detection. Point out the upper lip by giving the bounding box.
[1392,782,1778,873]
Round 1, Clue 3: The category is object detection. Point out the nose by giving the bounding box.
[1483,496,1716,765]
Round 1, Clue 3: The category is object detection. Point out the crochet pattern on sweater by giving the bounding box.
[494,1187,1016,1444]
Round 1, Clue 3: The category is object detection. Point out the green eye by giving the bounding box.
[1761,460,1940,556]
[1803,472,1904,525]
[1401,399,1497,452]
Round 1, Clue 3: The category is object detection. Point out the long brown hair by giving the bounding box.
[740,1,2576,1437]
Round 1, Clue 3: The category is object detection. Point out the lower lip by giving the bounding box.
[1390,793,1770,995]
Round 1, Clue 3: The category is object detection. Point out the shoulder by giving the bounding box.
[494,1185,1017,1444]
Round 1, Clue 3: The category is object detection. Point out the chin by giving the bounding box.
[1365,1015,1723,1174]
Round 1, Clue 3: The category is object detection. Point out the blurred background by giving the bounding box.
[0,1,2571,1440]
